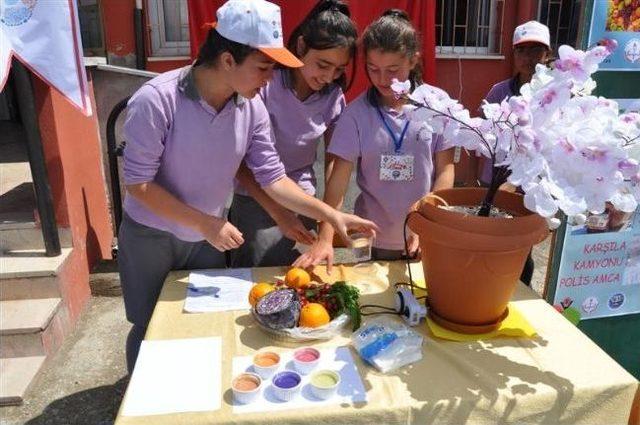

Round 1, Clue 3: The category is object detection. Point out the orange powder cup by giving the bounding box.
[252,351,281,378]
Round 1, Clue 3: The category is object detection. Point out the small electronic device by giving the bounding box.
[394,287,427,326]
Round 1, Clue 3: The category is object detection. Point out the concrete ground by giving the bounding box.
[0,239,551,425]
[0,296,128,425]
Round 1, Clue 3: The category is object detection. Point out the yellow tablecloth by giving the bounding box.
[115,262,640,425]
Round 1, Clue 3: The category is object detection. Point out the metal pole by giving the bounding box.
[106,97,130,233]
[134,1,146,70]
[11,58,61,257]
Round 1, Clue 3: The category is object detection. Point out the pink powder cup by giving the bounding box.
[292,347,320,375]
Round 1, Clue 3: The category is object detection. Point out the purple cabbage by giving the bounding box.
[254,289,301,329]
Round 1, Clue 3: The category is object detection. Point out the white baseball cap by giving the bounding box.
[513,21,551,49]
[214,0,303,67]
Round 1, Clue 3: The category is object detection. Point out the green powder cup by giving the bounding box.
[310,370,340,400]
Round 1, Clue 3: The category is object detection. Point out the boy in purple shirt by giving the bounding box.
[477,20,552,185]
[119,0,376,373]
[294,10,455,271]
[229,0,357,267]
[476,21,551,286]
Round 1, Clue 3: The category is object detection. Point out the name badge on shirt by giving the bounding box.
[380,153,414,181]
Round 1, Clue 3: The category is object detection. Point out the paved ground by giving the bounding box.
[0,297,129,425]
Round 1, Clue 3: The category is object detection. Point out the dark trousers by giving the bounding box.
[118,214,226,374]
[228,194,317,268]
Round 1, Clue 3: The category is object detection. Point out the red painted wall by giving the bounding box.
[101,0,137,66]
[187,0,437,102]
[435,0,538,184]
[33,73,113,321]
[146,59,191,73]
[435,0,524,114]
[101,0,189,71]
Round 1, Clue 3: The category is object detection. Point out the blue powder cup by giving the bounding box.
[272,371,302,402]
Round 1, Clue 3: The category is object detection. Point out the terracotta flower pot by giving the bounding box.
[407,188,549,334]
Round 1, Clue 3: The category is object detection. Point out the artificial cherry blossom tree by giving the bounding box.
[392,42,640,227]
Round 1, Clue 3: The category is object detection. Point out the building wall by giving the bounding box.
[100,1,190,73]
[435,0,539,184]
[90,67,155,231]
[33,73,113,321]
[101,0,137,68]
[436,0,538,115]
[99,1,538,103]
[146,58,190,73]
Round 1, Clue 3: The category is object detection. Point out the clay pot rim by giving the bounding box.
[415,188,540,218]
[411,188,548,238]
[407,211,547,251]
[428,307,509,335]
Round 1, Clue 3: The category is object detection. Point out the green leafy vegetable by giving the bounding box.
[328,281,361,330]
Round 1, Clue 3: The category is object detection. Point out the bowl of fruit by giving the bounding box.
[249,268,362,342]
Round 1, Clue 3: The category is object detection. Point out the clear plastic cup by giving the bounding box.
[350,232,373,263]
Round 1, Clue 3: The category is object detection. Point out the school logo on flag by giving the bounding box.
[0,0,91,115]
[0,0,37,26]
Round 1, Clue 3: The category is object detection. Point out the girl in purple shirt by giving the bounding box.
[230,0,358,267]
[295,9,455,272]
[119,0,376,374]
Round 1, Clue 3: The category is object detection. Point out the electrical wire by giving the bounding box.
[361,311,400,317]
[360,304,396,311]
[356,215,427,319]
[402,214,415,295]
[360,303,400,317]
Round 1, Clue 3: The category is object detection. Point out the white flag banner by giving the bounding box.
[0,0,91,116]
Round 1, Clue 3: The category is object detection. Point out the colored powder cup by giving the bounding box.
[271,371,302,402]
[293,347,320,375]
[252,351,280,379]
[310,370,341,400]
[232,372,262,404]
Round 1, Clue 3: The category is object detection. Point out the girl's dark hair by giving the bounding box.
[194,28,256,67]
[363,9,423,106]
[285,0,358,92]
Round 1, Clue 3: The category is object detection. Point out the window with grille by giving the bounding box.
[537,0,584,51]
[147,0,191,57]
[436,0,505,55]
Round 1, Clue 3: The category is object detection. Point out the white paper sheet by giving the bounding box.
[231,346,367,414]
[121,337,222,417]
[184,268,254,313]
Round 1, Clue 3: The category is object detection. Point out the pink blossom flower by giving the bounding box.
[390,79,411,99]
[394,44,639,223]
[598,38,618,54]
[580,147,608,163]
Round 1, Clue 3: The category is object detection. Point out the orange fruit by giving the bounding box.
[299,303,331,328]
[249,283,275,307]
[284,268,311,289]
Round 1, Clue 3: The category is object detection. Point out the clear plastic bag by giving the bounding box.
[252,311,350,342]
[351,318,424,373]
[286,313,350,340]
